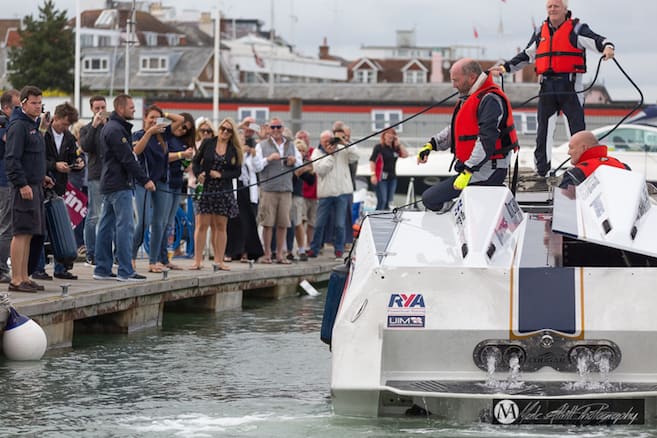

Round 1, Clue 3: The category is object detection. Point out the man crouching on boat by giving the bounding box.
[417,58,519,213]
[559,130,630,196]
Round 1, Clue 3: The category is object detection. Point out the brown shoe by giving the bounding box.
[8,281,38,293]
[27,280,45,291]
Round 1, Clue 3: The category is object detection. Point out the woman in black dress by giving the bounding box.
[189,118,242,270]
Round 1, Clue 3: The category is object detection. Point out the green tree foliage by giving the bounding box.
[8,0,74,92]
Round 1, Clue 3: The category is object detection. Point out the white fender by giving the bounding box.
[2,307,47,361]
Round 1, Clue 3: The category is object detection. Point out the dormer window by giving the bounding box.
[83,56,110,73]
[403,70,427,83]
[354,70,376,83]
[140,55,168,73]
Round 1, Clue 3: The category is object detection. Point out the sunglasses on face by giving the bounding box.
[200,128,214,134]
[270,125,283,130]
[219,126,233,133]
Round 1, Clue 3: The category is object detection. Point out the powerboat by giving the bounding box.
[322,165,657,425]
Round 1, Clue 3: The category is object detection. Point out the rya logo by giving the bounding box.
[388,294,425,308]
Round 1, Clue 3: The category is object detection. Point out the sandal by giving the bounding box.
[148,264,164,273]
[260,257,273,264]
[275,258,292,265]
[240,256,249,263]
[223,256,232,262]
[165,263,183,270]
[214,263,231,271]
[188,264,204,270]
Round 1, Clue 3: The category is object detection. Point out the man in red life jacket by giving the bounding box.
[559,130,629,190]
[490,0,615,178]
[417,58,519,213]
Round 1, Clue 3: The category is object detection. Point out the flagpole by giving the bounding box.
[74,0,80,111]
[268,0,274,99]
[212,1,221,128]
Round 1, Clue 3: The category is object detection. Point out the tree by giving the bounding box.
[8,0,74,93]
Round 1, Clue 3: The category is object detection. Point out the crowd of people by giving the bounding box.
[0,0,626,292]
[0,88,371,291]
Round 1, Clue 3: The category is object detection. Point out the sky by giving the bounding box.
[4,0,656,103]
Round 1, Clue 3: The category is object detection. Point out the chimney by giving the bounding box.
[319,37,329,59]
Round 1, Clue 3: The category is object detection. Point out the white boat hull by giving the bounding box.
[328,170,657,425]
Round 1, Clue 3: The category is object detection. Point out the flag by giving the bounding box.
[252,46,265,68]
[473,26,479,39]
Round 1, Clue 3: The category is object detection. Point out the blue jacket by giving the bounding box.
[5,106,47,188]
[99,112,149,194]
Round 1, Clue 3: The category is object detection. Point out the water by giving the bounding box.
[0,294,654,437]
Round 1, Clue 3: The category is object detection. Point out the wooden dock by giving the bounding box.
[2,254,341,350]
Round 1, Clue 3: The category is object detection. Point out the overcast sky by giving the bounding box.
[4,0,656,102]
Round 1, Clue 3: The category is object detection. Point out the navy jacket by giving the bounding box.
[99,112,149,195]
[5,107,47,188]
[44,127,80,196]
[79,121,105,181]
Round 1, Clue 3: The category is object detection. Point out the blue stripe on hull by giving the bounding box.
[518,267,576,334]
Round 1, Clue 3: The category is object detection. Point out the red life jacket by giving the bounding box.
[453,75,519,164]
[575,145,627,178]
[535,18,586,74]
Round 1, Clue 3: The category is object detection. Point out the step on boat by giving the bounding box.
[322,165,657,426]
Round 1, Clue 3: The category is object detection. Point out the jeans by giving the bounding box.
[375,177,397,210]
[310,194,350,255]
[132,185,152,259]
[144,183,174,265]
[158,191,180,265]
[83,179,102,259]
[94,189,136,278]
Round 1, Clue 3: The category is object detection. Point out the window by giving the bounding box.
[144,32,158,47]
[167,34,180,46]
[403,70,427,84]
[513,113,538,135]
[238,107,269,125]
[80,34,94,48]
[354,69,376,84]
[139,56,168,73]
[372,110,403,132]
[82,56,110,73]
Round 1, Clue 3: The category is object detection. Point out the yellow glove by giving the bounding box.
[417,142,433,161]
[453,171,472,190]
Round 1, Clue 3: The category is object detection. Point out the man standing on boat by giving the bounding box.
[417,58,518,213]
[490,0,615,178]
[559,130,629,189]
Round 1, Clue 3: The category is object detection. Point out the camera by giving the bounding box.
[156,117,171,125]
[41,104,45,113]
[328,136,342,146]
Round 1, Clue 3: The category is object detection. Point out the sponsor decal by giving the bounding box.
[387,293,426,328]
[492,398,644,425]
[388,293,425,309]
[387,315,425,328]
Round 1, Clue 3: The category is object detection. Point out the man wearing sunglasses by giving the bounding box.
[254,117,302,264]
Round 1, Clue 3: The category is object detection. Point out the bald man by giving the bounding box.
[418,58,519,213]
[559,130,629,188]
